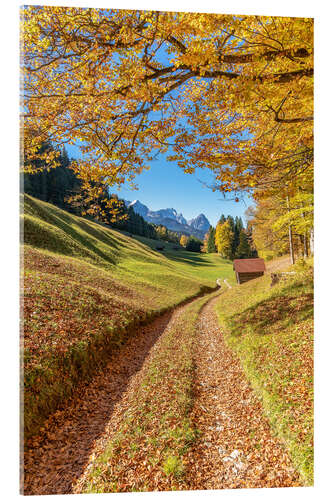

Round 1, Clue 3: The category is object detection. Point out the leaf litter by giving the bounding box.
[185,295,301,489]
[23,291,301,494]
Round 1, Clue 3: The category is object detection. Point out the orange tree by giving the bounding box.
[22,7,313,208]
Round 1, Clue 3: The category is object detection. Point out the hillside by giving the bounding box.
[215,264,314,485]
[21,194,233,440]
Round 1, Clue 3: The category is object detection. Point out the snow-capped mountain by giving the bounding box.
[188,214,210,234]
[128,200,149,217]
[176,213,187,225]
[127,200,211,239]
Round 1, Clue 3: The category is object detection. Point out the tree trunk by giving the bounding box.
[310,228,314,255]
[286,195,295,265]
[288,225,295,265]
[300,195,308,258]
[303,233,308,258]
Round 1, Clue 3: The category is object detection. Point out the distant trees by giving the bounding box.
[203,214,255,260]
[215,221,234,259]
[246,190,313,261]
[185,236,202,253]
[180,235,188,248]
[155,225,182,244]
[155,225,168,241]
[23,143,81,213]
[179,234,202,252]
[235,231,252,259]
[202,228,216,253]
[112,202,158,239]
[206,227,216,253]
[98,196,190,243]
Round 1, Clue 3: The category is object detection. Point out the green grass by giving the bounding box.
[22,194,232,440]
[133,234,236,284]
[215,267,314,485]
[76,290,220,494]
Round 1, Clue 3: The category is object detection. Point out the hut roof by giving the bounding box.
[233,258,266,273]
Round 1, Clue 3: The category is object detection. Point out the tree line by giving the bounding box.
[23,143,258,259]
[23,144,203,250]
[245,190,313,262]
[22,10,313,267]
[23,143,81,213]
[24,141,311,262]
[203,215,257,260]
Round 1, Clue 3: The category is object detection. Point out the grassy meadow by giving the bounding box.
[215,263,314,485]
[22,194,232,440]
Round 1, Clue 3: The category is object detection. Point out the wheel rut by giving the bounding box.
[185,295,301,489]
[23,297,198,495]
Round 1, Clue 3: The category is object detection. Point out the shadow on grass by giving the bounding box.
[163,250,227,268]
[24,195,123,266]
[228,290,313,337]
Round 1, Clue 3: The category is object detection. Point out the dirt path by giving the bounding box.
[185,296,301,490]
[23,291,300,494]
[23,297,201,495]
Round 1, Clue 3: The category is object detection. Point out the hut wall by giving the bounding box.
[238,271,264,284]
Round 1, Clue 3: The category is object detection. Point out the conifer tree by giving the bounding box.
[232,216,243,256]
[186,236,202,253]
[207,226,216,253]
[235,230,252,258]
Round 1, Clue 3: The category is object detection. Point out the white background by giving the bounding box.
[1,1,330,499]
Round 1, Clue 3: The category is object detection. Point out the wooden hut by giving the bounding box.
[233,258,266,284]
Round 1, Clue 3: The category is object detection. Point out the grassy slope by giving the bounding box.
[215,264,314,485]
[22,194,232,439]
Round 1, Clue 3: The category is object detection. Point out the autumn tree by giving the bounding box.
[156,225,168,241]
[22,7,313,211]
[215,223,221,253]
[215,220,233,259]
[246,200,285,260]
[202,232,209,253]
[272,190,313,259]
[180,235,188,247]
[246,187,313,261]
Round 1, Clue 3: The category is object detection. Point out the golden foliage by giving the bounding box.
[180,234,188,247]
[215,220,233,258]
[22,7,313,200]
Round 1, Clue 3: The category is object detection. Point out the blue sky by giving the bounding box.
[67,145,253,227]
[64,33,253,228]
[115,157,253,227]
[51,22,254,228]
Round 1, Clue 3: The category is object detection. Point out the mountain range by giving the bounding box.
[124,200,211,239]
